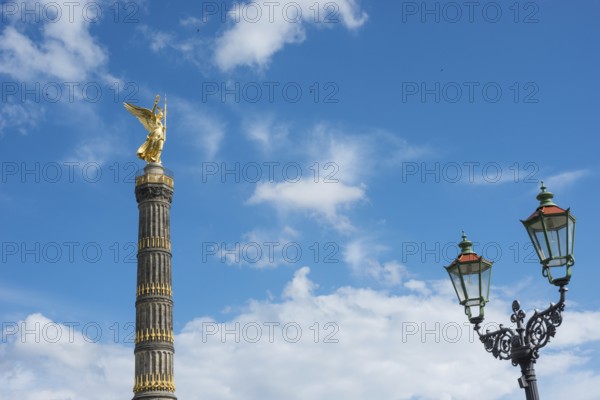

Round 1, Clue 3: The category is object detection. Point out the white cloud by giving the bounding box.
[344,239,408,286]
[306,124,368,185]
[247,179,366,233]
[306,123,430,185]
[282,266,317,299]
[243,114,289,153]
[404,279,432,296]
[59,102,129,165]
[0,0,108,82]
[136,2,367,72]
[172,97,226,160]
[0,101,45,136]
[219,226,302,269]
[535,368,600,400]
[67,134,122,166]
[2,271,600,399]
[544,169,590,191]
[136,25,209,69]
[240,122,428,232]
[0,313,131,399]
[180,16,204,28]
[149,30,176,52]
[213,0,368,71]
[457,163,536,186]
[0,0,113,136]
[550,310,600,348]
[460,166,589,188]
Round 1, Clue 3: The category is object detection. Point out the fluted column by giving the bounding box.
[133,163,176,400]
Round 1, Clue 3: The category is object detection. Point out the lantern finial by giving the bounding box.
[459,231,474,254]
[536,181,556,207]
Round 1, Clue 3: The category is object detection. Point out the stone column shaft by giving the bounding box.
[133,163,177,400]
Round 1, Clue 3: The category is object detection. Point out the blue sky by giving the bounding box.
[0,1,598,399]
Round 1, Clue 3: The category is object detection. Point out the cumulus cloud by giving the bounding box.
[282,266,317,299]
[247,179,366,233]
[2,270,600,399]
[240,121,428,232]
[0,0,108,82]
[305,123,431,185]
[0,313,131,399]
[344,239,408,286]
[213,0,368,71]
[0,0,112,135]
[136,1,367,72]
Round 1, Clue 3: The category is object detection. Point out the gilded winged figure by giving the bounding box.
[124,95,167,163]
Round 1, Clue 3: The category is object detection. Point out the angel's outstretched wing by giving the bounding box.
[123,102,155,133]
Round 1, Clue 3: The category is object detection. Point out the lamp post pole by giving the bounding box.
[443,183,576,400]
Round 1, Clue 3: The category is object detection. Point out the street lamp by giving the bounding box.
[444,232,493,324]
[521,182,576,286]
[443,182,576,400]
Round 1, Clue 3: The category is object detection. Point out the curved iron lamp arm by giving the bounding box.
[473,286,567,366]
[524,286,567,359]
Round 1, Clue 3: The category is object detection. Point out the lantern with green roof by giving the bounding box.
[521,182,576,286]
[445,232,493,324]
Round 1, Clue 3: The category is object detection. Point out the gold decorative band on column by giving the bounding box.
[136,174,174,188]
[138,236,171,251]
[133,373,176,393]
[137,282,173,297]
[135,328,174,344]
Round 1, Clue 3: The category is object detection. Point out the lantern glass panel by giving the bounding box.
[548,264,569,282]
[567,215,575,255]
[466,304,483,321]
[448,267,466,303]
[459,262,483,302]
[480,264,492,301]
[533,229,547,261]
[545,214,569,266]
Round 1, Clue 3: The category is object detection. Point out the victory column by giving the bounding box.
[125,95,177,400]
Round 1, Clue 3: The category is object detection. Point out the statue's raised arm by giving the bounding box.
[124,95,166,164]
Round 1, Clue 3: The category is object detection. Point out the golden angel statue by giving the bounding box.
[124,95,167,163]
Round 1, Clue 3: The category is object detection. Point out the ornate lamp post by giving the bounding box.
[443,183,576,400]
